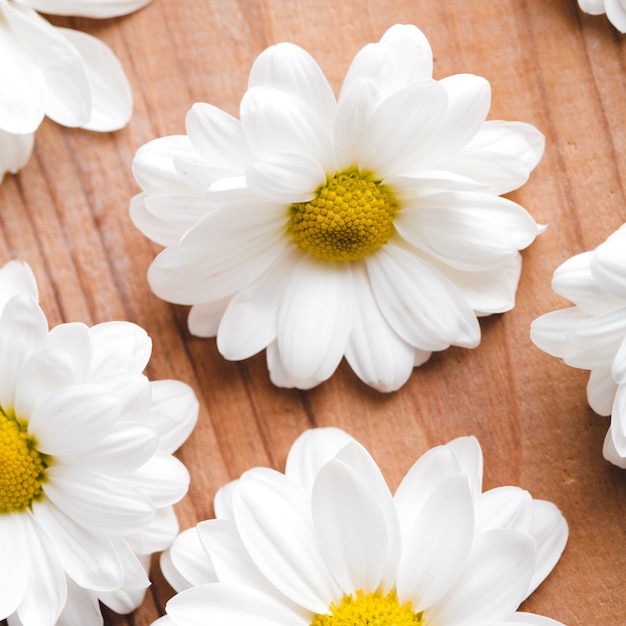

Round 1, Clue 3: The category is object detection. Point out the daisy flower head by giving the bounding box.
[531,224,626,468]
[0,0,151,181]
[157,427,568,626]
[131,24,546,393]
[578,0,626,32]
[0,260,199,625]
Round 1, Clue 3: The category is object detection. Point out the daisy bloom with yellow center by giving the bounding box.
[156,427,568,626]
[0,0,151,182]
[531,223,626,467]
[0,260,198,625]
[131,24,545,392]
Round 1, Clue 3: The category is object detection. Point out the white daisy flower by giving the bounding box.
[131,24,545,392]
[578,0,626,32]
[530,223,626,468]
[0,0,150,180]
[156,427,568,626]
[0,260,199,625]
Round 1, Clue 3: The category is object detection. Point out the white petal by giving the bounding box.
[475,487,533,534]
[357,80,447,178]
[130,193,187,247]
[509,612,567,626]
[590,224,626,300]
[233,473,340,612]
[284,427,356,491]
[611,335,626,385]
[605,0,626,31]
[241,86,335,173]
[146,379,198,453]
[143,193,215,234]
[148,201,288,304]
[126,504,179,554]
[425,529,535,624]
[578,0,607,14]
[188,298,232,338]
[0,260,38,309]
[267,341,327,389]
[217,247,298,361]
[28,384,120,455]
[603,425,626,468]
[312,458,389,593]
[248,42,337,131]
[14,349,74,420]
[367,244,480,351]
[43,465,154,535]
[166,583,308,626]
[21,0,152,17]
[132,135,200,196]
[345,263,416,391]
[429,253,523,315]
[186,103,251,171]
[0,5,53,133]
[525,500,568,598]
[16,514,67,626]
[57,578,102,626]
[530,308,587,359]
[128,452,189,507]
[0,294,48,410]
[430,73,492,164]
[57,27,132,131]
[0,131,34,179]
[396,191,538,271]
[247,151,326,203]
[333,78,379,170]
[586,367,617,416]
[340,24,433,104]
[276,255,353,382]
[445,121,545,194]
[0,514,29,619]
[446,436,484,498]
[396,475,474,609]
[608,385,626,458]
[394,444,463,536]
[47,322,92,383]
[161,526,217,592]
[32,500,124,591]
[88,321,152,376]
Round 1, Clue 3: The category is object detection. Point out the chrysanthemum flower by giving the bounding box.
[577,0,626,32]
[531,224,626,467]
[157,427,568,626]
[0,260,198,625]
[0,0,150,181]
[131,24,545,392]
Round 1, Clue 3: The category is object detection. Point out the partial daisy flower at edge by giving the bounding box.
[0,0,152,182]
[0,259,198,625]
[157,427,568,626]
[131,24,546,393]
[578,0,626,32]
[531,223,626,468]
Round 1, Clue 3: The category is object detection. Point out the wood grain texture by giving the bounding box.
[2,0,625,624]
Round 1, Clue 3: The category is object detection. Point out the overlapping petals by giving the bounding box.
[0,260,198,625]
[157,427,567,626]
[531,223,626,467]
[132,24,545,392]
[0,0,146,179]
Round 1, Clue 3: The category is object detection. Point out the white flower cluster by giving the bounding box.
[0,0,152,181]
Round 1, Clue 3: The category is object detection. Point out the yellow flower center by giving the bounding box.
[0,410,48,513]
[311,589,425,626]
[290,169,398,261]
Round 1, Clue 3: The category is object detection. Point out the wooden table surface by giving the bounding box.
[2,0,625,624]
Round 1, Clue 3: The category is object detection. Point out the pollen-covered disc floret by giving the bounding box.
[0,411,48,513]
[311,589,424,626]
[290,170,397,262]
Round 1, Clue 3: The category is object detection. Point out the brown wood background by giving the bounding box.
[1,0,625,623]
